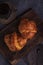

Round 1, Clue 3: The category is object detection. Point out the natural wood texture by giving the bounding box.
[0,9,43,65]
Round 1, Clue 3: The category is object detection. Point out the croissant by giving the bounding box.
[4,32,27,51]
[19,18,37,39]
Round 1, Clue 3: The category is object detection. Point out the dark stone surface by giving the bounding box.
[0,0,43,65]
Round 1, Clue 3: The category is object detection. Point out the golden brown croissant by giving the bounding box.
[18,18,37,39]
[4,32,27,51]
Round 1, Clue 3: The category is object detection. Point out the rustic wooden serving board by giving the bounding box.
[0,9,43,65]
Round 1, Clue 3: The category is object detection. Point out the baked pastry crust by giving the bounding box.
[19,18,37,39]
[4,32,27,51]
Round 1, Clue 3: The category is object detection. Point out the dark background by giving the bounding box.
[0,0,43,65]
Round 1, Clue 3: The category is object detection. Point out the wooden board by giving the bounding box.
[0,9,43,65]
